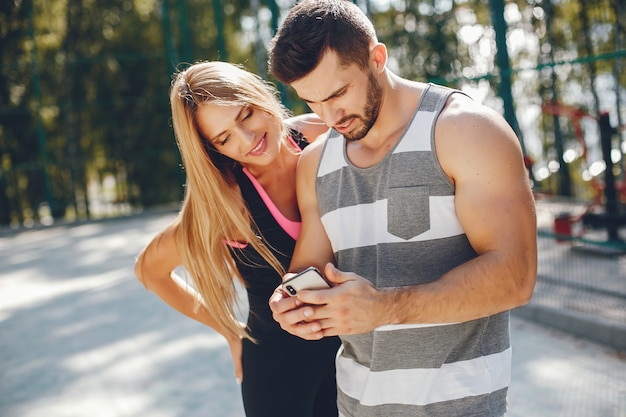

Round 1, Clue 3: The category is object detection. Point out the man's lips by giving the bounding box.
[334,117,355,133]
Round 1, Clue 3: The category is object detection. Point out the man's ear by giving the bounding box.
[370,43,388,73]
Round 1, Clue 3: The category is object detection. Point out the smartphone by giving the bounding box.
[282,267,332,296]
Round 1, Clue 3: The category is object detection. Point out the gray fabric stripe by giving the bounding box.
[419,83,457,113]
[317,150,454,211]
[369,320,510,367]
[335,235,478,287]
[338,387,508,417]
[389,151,454,196]
[340,312,510,370]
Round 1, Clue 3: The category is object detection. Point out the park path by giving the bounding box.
[1,210,624,417]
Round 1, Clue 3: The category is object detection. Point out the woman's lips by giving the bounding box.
[247,134,267,156]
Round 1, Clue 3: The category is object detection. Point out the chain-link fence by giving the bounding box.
[521,197,626,350]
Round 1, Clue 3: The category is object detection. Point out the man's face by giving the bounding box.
[291,51,382,141]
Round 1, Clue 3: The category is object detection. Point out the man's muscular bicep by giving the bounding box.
[438,103,537,292]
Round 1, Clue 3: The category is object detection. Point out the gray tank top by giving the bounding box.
[316,83,510,417]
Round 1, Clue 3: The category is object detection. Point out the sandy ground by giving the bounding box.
[1,211,624,417]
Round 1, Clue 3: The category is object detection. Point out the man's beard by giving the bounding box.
[342,72,382,142]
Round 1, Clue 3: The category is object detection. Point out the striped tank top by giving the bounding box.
[315,84,510,417]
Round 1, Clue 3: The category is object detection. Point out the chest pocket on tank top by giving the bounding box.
[387,186,430,239]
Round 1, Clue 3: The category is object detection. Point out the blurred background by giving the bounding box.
[1,0,625,229]
[1,1,625,415]
[2,0,626,344]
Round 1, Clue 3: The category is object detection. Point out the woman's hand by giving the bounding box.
[226,326,244,384]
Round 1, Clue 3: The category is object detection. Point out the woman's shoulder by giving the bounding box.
[284,113,329,145]
[288,127,309,150]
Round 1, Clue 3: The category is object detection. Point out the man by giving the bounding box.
[268,1,537,416]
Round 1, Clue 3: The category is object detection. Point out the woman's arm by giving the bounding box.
[134,220,232,332]
[135,219,245,383]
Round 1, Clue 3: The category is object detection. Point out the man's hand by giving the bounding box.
[269,282,325,340]
[270,263,391,340]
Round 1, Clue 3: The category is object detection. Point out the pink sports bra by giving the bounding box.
[226,136,303,248]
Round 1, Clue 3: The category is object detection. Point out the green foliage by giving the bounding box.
[1,0,228,225]
[0,0,624,226]
[372,0,463,86]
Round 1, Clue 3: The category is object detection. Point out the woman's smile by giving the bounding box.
[247,133,268,156]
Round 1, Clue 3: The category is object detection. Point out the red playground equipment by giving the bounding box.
[541,101,626,242]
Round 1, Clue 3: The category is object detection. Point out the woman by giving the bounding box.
[134,61,339,417]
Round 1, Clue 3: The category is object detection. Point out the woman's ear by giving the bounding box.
[370,43,388,73]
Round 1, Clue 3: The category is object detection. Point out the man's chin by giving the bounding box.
[344,128,367,142]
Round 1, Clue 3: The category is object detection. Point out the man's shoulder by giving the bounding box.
[302,128,331,153]
[434,92,523,175]
[438,92,500,128]
[300,129,349,179]
[299,129,333,168]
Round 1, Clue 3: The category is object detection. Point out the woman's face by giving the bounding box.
[195,102,283,168]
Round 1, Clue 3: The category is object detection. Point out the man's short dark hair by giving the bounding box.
[268,0,377,84]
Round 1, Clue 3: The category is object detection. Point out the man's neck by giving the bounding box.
[345,75,424,167]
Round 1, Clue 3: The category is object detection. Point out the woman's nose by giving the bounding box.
[236,126,255,143]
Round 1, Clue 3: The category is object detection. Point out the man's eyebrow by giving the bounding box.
[208,106,247,143]
[299,85,348,104]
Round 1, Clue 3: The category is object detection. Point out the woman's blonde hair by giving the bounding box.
[170,61,291,340]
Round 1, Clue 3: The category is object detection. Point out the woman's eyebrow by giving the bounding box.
[208,106,247,143]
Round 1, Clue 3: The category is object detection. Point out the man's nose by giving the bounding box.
[316,102,339,127]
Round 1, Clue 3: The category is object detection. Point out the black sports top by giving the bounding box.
[229,131,308,335]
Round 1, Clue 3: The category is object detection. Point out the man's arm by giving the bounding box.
[268,135,337,336]
[289,136,336,272]
[383,95,537,323]
[289,95,537,338]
